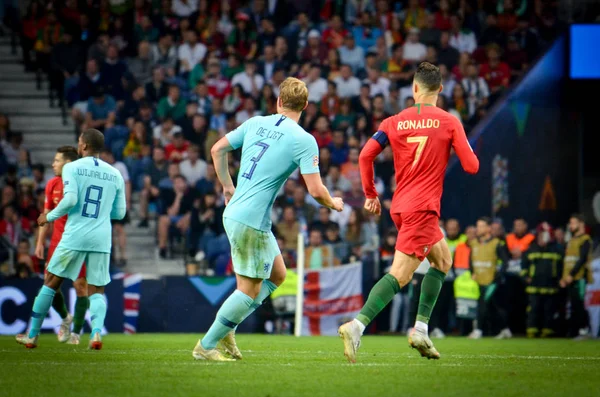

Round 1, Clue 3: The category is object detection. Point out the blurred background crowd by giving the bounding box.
[2,0,598,338]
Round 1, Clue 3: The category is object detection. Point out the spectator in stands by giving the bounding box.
[118,85,147,125]
[437,30,460,70]
[344,208,365,247]
[0,204,32,248]
[189,190,227,266]
[192,81,212,116]
[179,145,206,186]
[157,85,186,121]
[325,164,352,194]
[257,45,280,85]
[231,60,264,98]
[402,0,427,31]
[228,12,258,60]
[513,16,540,62]
[505,35,528,79]
[235,96,260,124]
[31,164,47,191]
[157,174,195,258]
[151,34,178,72]
[178,30,207,75]
[310,207,338,235]
[304,64,328,103]
[16,238,39,274]
[71,59,106,129]
[325,222,349,261]
[449,14,477,54]
[363,68,391,99]
[204,59,232,100]
[302,29,328,64]
[49,30,82,108]
[480,44,511,99]
[292,185,315,225]
[135,15,160,44]
[145,67,169,105]
[480,13,507,48]
[338,35,365,74]
[164,130,189,163]
[333,64,361,99]
[452,52,471,81]
[84,86,116,132]
[450,84,470,124]
[402,28,427,64]
[462,62,490,120]
[276,206,301,252]
[102,44,128,101]
[384,44,415,88]
[343,177,365,209]
[328,131,349,166]
[341,147,360,181]
[128,41,154,85]
[420,14,441,48]
[305,229,339,269]
[323,14,348,49]
[257,18,277,50]
[100,149,131,268]
[136,101,160,138]
[172,0,198,18]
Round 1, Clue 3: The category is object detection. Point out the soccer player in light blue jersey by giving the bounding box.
[193,77,345,361]
[16,129,126,350]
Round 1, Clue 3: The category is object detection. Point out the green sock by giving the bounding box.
[51,289,69,319]
[28,286,56,338]
[89,294,107,337]
[201,290,254,349]
[356,274,400,327]
[416,267,446,323]
[72,296,89,334]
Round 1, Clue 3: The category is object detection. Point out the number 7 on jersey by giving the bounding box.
[407,136,428,168]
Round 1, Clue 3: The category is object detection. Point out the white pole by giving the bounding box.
[294,232,305,337]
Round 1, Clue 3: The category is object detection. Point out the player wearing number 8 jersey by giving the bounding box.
[192,77,344,361]
[16,129,126,350]
[339,62,479,362]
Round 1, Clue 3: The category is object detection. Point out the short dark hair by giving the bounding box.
[32,163,45,173]
[80,129,105,153]
[57,146,79,162]
[414,62,442,92]
[571,213,585,223]
[477,216,492,226]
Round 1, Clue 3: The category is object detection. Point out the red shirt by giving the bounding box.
[45,176,67,247]
[312,131,333,148]
[359,104,479,216]
[165,141,190,163]
[480,62,511,90]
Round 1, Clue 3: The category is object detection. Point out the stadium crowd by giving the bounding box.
[2,0,592,337]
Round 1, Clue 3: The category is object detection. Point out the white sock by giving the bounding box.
[353,318,366,334]
[415,321,428,333]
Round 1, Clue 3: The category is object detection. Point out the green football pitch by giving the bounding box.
[1,334,599,397]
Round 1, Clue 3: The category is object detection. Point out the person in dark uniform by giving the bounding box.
[521,222,563,338]
[560,214,593,338]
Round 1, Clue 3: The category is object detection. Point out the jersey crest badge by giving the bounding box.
[313,155,319,167]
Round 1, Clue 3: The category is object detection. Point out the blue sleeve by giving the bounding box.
[111,175,127,220]
[295,135,320,175]
[372,130,389,148]
[226,119,252,150]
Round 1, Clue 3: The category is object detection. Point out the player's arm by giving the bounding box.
[359,130,387,199]
[111,176,127,220]
[44,163,79,224]
[569,239,591,278]
[296,135,343,211]
[36,182,54,258]
[451,118,479,174]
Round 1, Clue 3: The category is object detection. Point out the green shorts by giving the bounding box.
[223,217,280,279]
[46,245,111,286]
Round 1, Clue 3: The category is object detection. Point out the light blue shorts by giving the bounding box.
[46,245,111,286]
[223,217,280,279]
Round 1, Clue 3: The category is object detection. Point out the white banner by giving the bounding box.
[301,262,363,336]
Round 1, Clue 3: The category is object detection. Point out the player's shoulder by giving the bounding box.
[46,176,60,190]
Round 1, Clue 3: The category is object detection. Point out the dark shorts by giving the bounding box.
[391,211,444,261]
[111,211,130,225]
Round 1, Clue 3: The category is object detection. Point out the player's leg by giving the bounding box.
[16,246,81,347]
[45,244,71,325]
[218,254,286,359]
[85,252,111,350]
[69,267,89,345]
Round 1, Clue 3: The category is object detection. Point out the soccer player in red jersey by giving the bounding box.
[34,146,89,345]
[339,62,479,362]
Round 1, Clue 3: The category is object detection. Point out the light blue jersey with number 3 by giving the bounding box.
[59,156,126,253]
[224,114,320,231]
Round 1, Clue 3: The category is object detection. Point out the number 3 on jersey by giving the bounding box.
[407,136,428,168]
[242,142,270,180]
[81,185,103,218]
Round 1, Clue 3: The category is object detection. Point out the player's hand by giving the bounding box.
[37,213,48,227]
[223,185,235,205]
[364,197,381,215]
[34,244,45,260]
[331,197,344,212]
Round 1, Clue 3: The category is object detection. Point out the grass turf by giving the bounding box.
[1,334,599,397]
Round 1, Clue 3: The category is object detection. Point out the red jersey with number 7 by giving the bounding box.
[359,104,479,216]
[44,176,67,247]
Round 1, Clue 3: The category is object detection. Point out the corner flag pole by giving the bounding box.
[294,232,305,337]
